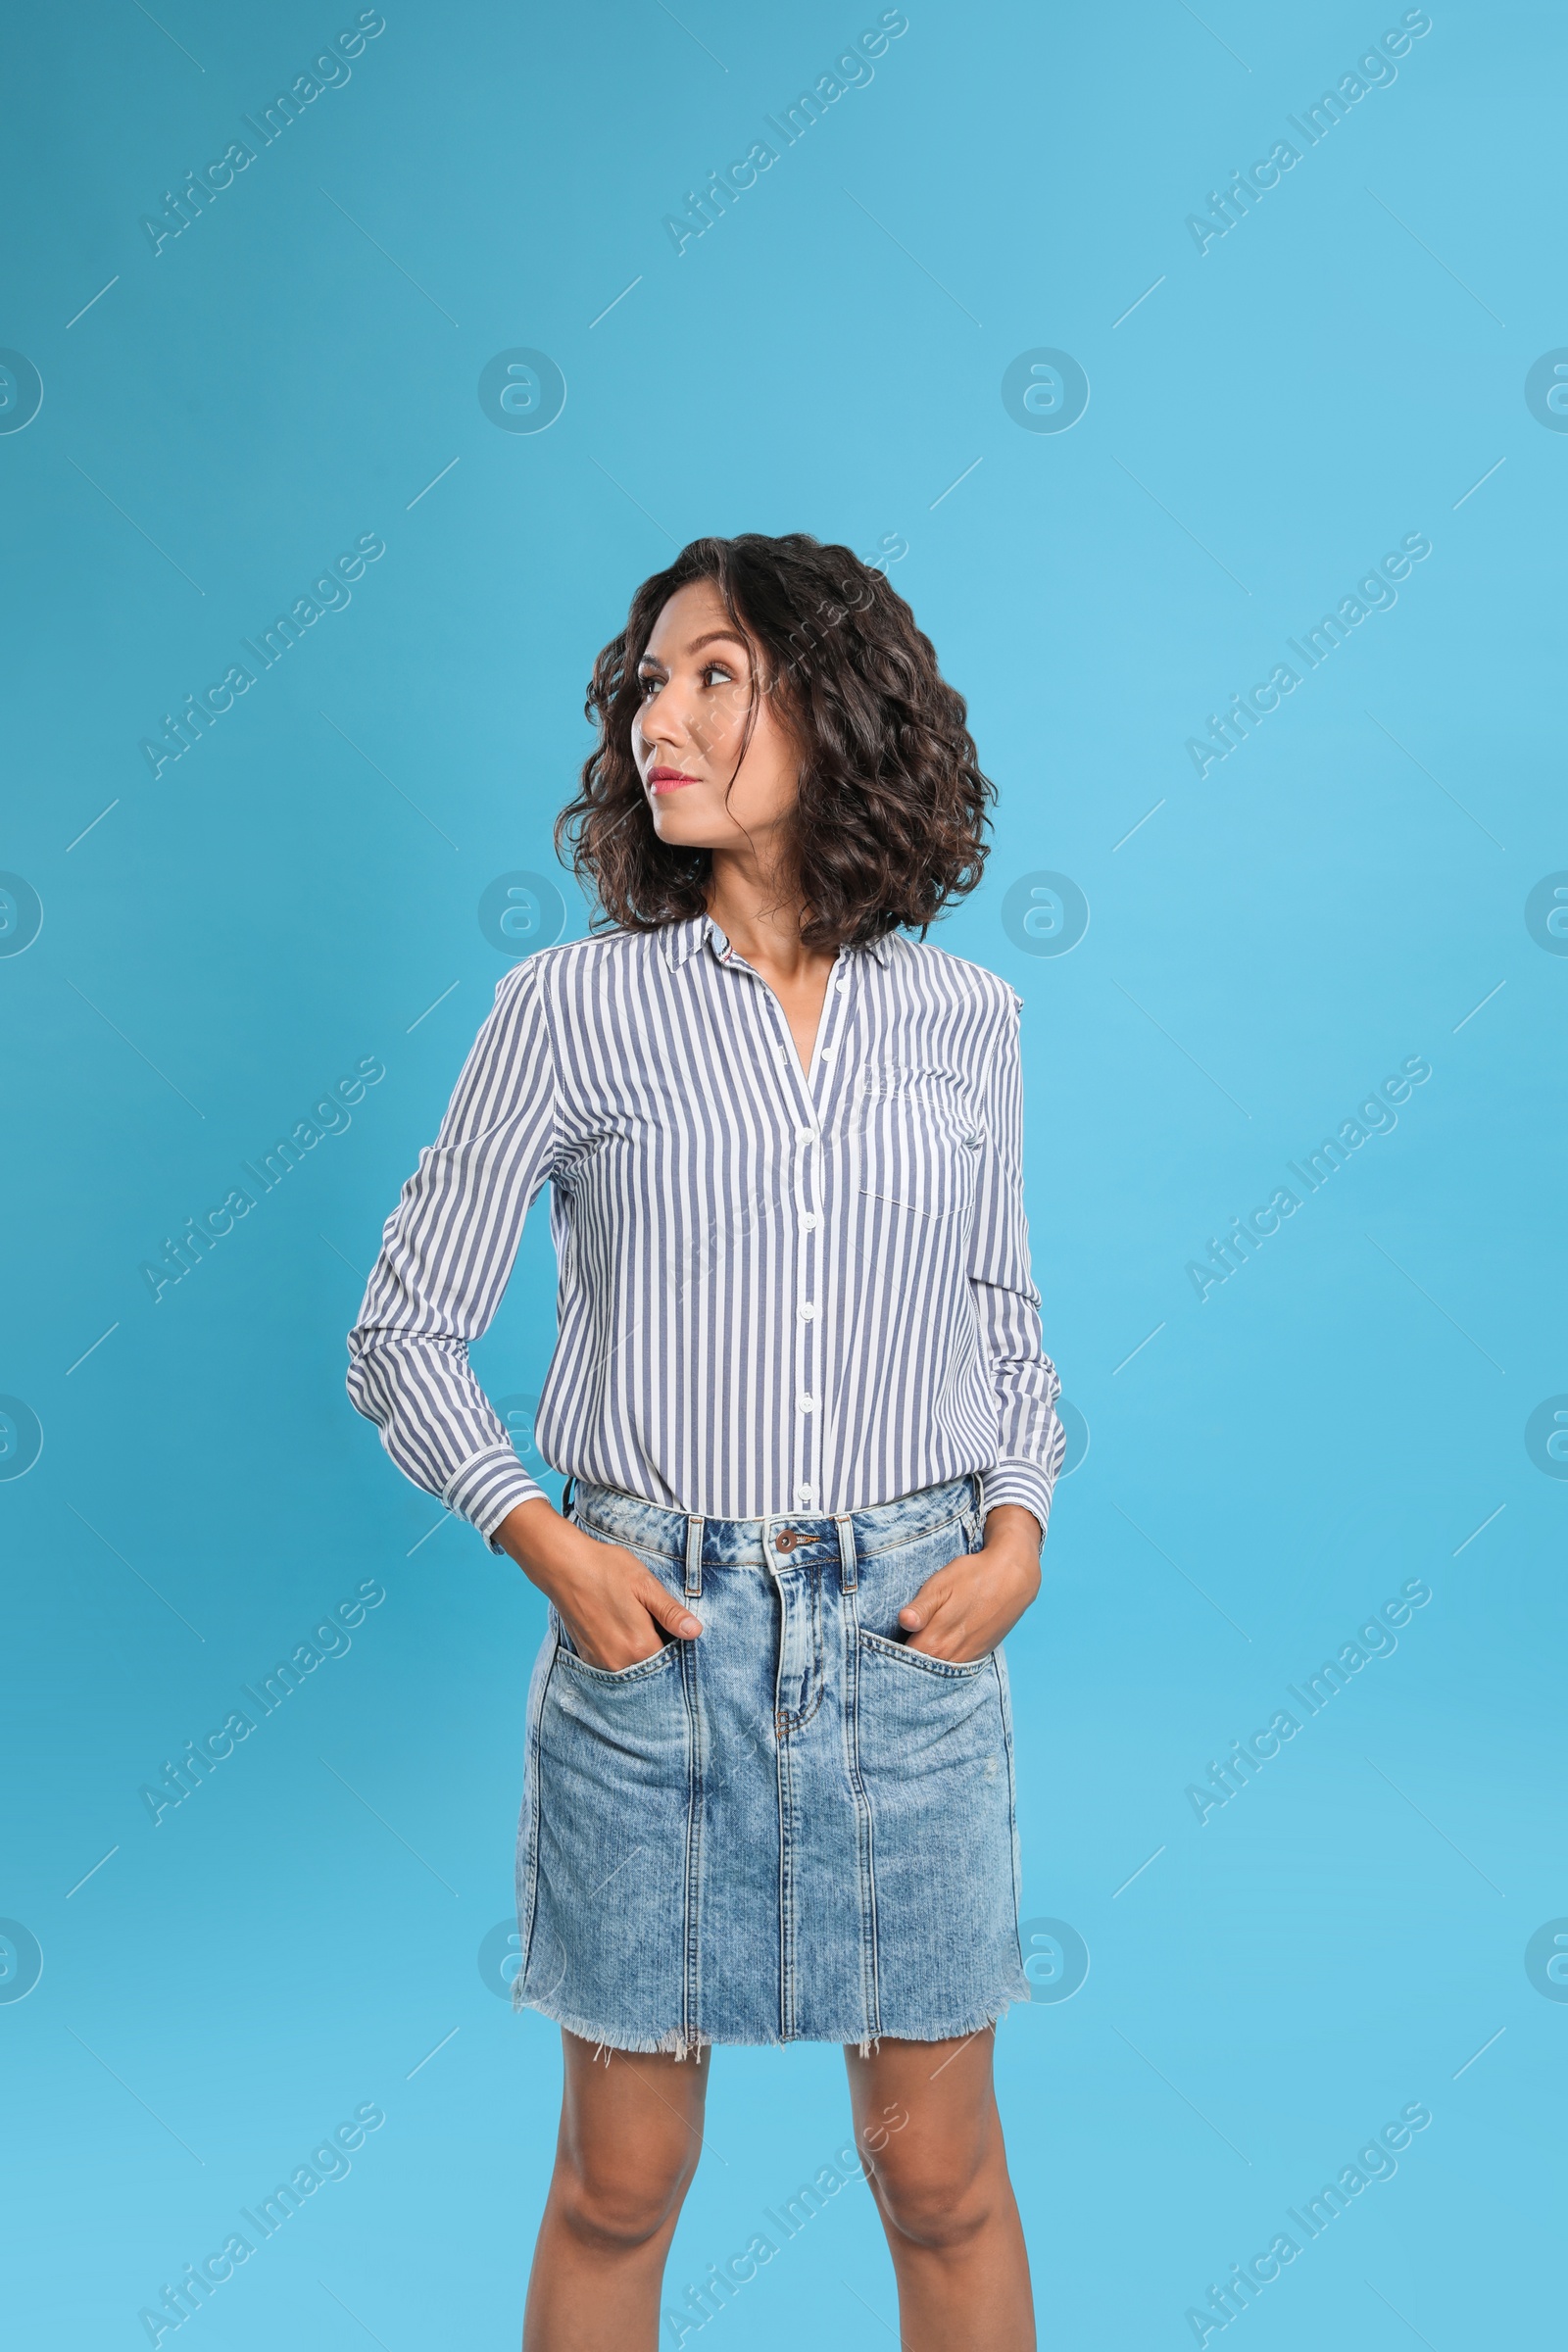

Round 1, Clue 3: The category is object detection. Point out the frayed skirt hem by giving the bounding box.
[512,1978,1027,2058]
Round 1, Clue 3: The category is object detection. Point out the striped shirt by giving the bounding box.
[347,910,1064,1547]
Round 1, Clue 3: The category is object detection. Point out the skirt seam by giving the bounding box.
[516,1638,560,1994]
[681,1633,703,2045]
[841,1579,881,2042]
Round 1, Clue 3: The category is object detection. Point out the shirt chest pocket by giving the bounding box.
[853,1066,983,1222]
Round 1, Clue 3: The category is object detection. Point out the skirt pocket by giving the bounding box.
[858,1627,990,1678]
[521,1598,692,2040]
[553,1629,677,1687]
[549,1519,682,1684]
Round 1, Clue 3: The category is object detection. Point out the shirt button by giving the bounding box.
[797,1483,815,1503]
[800,1394,815,1412]
[797,1126,815,1145]
[800,1302,815,1320]
[802,1212,820,1230]
[835,980,848,993]
[819,1047,833,1061]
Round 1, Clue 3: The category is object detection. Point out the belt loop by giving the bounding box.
[834,1510,858,1593]
[685,1513,704,1600]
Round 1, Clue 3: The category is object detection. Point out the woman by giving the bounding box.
[347,532,1064,2351]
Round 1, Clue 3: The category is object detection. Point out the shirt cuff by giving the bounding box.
[443,1446,547,1552]
[977,1461,1055,1550]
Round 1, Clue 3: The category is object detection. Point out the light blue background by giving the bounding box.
[3,1,1563,2343]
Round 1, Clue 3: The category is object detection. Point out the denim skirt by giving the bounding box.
[512,1471,1028,2054]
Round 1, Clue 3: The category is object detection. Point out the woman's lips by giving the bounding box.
[648,768,699,794]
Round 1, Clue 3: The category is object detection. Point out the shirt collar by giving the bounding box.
[661,913,896,969]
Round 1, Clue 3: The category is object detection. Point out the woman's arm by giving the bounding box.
[347,957,703,1669]
[346,957,561,1546]
[962,979,1065,1545]
[900,982,1065,1660]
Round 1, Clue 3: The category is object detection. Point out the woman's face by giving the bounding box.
[631,578,801,851]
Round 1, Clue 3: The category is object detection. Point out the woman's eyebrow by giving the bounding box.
[683,630,748,656]
[636,629,748,672]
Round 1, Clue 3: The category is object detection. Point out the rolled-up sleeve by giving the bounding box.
[967,985,1065,1545]
[347,957,557,1547]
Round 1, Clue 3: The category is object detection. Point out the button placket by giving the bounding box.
[741,950,853,1516]
[793,1108,818,1508]
[790,950,850,1513]
[804,952,856,1515]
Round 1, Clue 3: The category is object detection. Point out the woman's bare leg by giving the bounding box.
[845,2028,1034,2352]
[523,2031,710,2352]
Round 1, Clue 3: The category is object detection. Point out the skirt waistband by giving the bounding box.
[564,1472,979,1573]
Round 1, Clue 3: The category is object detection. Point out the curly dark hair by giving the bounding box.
[554,532,995,954]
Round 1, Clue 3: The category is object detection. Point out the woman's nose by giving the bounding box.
[640,681,701,752]
[639,696,680,747]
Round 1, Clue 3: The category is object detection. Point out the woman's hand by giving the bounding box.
[494,1498,702,1672]
[897,1504,1042,1663]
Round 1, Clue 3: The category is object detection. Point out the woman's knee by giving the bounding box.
[555,2138,696,2251]
[869,2139,999,2253]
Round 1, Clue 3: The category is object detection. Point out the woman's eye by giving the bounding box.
[636,662,733,697]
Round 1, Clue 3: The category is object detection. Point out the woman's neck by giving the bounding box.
[705,852,829,986]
